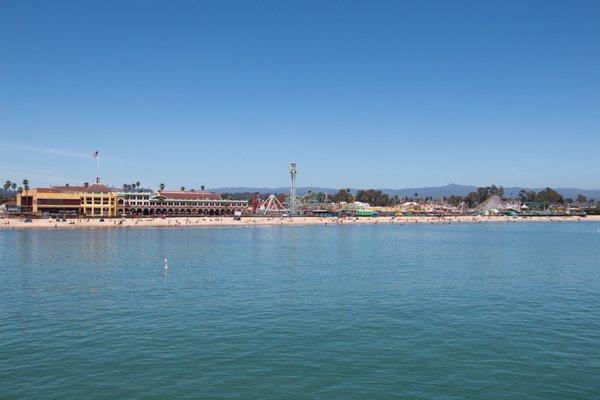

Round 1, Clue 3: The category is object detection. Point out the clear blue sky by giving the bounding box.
[1,0,599,190]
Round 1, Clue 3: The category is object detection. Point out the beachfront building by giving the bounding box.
[17,183,117,217]
[17,184,247,218]
[116,190,247,216]
[116,190,153,211]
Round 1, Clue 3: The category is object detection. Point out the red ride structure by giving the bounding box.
[251,192,261,213]
[251,192,288,215]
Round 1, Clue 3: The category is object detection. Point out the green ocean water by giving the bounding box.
[1,222,599,399]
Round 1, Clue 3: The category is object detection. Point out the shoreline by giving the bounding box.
[1,215,599,231]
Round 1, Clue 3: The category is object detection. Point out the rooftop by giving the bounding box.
[158,190,222,201]
[36,184,113,194]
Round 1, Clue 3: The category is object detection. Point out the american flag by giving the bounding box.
[92,150,99,159]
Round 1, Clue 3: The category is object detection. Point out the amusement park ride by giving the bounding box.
[251,192,287,214]
[249,162,333,216]
[250,162,298,215]
[249,162,297,215]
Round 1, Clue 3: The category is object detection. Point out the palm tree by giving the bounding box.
[180,186,185,192]
[159,183,165,191]
[201,185,205,191]
[22,179,29,192]
[2,180,11,201]
[11,182,17,192]
[17,186,23,194]
[135,181,140,188]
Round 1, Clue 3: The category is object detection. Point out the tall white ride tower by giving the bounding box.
[289,162,297,215]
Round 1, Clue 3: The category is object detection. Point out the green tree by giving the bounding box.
[316,192,329,203]
[535,188,564,204]
[446,195,464,207]
[463,185,507,207]
[576,194,588,204]
[159,183,165,190]
[355,189,391,206]
[180,186,185,192]
[1,180,12,202]
[518,189,537,203]
[332,188,354,203]
[201,185,205,191]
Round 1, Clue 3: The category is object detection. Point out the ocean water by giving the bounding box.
[1,222,599,399]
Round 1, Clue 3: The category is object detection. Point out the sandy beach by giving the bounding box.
[1,215,598,230]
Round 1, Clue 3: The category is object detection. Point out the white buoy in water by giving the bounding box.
[164,258,168,270]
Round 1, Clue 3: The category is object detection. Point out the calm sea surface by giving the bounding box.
[1,223,599,399]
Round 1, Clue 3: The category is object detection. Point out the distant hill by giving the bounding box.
[210,184,600,200]
[515,187,600,201]
[373,184,477,198]
[211,187,341,195]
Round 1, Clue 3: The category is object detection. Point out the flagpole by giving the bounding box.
[96,155,99,183]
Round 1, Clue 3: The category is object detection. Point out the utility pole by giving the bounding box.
[289,162,297,215]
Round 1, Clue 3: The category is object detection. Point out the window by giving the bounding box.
[38,198,81,206]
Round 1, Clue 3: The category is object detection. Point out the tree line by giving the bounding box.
[329,185,594,208]
[444,185,506,208]
[330,188,430,207]
[1,179,30,202]
[444,186,595,208]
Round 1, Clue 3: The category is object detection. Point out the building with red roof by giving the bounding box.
[17,183,248,218]
[116,189,247,217]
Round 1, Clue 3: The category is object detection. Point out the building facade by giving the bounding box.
[17,184,117,217]
[18,185,247,218]
[116,190,247,216]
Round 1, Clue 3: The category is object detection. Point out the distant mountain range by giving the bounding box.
[210,184,600,200]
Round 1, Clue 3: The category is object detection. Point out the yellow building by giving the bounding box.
[17,183,117,217]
